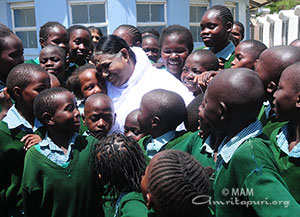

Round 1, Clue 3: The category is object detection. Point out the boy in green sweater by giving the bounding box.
[270,62,300,203]
[0,63,49,217]
[137,89,191,163]
[22,87,103,217]
[199,68,300,216]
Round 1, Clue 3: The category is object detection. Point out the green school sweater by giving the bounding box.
[214,135,300,217]
[0,121,45,216]
[138,131,192,164]
[22,135,103,217]
[269,125,300,203]
[115,192,148,217]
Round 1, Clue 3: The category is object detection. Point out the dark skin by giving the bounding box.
[124,109,147,142]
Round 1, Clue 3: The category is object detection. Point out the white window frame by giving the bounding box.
[68,0,108,33]
[136,1,167,29]
[189,1,209,43]
[10,2,37,49]
[225,2,236,20]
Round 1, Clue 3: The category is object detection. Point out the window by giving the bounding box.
[136,1,166,34]
[10,2,37,48]
[69,0,107,35]
[225,2,236,20]
[189,2,208,42]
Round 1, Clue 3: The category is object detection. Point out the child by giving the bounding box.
[270,62,300,202]
[231,40,267,70]
[113,24,142,47]
[88,26,103,48]
[66,64,106,114]
[141,149,213,217]
[39,44,66,84]
[0,24,24,119]
[0,63,49,216]
[49,73,61,88]
[200,5,234,69]
[181,50,219,96]
[159,25,193,79]
[199,68,300,216]
[22,87,103,217]
[67,25,92,75]
[141,28,160,38]
[231,21,245,46]
[142,34,160,63]
[137,89,191,161]
[256,45,300,137]
[93,133,148,217]
[184,93,204,132]
[26,22,69,65]
[124,109,147,142]
[83,93,116,140]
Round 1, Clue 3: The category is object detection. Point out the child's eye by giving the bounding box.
[182,67,188,72]
[65,104,74,112]
[208,24,217,29]
[193,70,203,75]
[50,57,61,62]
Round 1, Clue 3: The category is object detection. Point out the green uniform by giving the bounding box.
[22,135,103,217]
[269,125,300,203]
[115,192,148,217]
[25,57,39,65]
[0,121,45,216]
[214,135,300,217]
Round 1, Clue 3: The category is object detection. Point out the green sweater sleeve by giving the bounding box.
[118,192,148,217]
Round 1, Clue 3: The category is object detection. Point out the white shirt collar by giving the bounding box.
[276,125,300,158]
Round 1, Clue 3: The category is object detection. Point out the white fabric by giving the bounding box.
[107,47,194,132]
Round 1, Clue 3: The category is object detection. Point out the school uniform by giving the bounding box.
[22,133,103,217]
[0,105,45,217]
[25,57,39,65]
[269,124,300,203]
[214,120,300,217]
[258,101,287,138]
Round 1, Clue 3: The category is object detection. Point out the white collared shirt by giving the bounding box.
[276,125,300,158]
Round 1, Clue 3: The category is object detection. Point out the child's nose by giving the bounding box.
[97,118,106,127]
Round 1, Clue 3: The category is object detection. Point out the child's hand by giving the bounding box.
[194,71,219,93]
[21,134,42,151]
[0,87,12,120]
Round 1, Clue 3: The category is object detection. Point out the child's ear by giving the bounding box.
[12,86,22,98]
[296,93,300,108]
[266,81,277,94]
[145,193,153,210]
[151,116,160,129]
[219,101,228,121]
[226,21,233,33]
[82,114,86,126]
[120,48,129,61]
[39,38,45,48]
[42,112,54,126]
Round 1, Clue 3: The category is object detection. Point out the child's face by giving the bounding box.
[69,29,91,62]
[0,34,24,82]
[52,91,81,134]
[231,24,243,46]
[200,10,229,49]
[44,26,69,52]
[93,52,132,87]
[39,47,65,83]
[124,112,146,142]
[137,98,153,134]
[79,68,106,99]
[91,30,101,47]
[273,69,298,122]
[142,37,159,63]
[181,54,206,94]
[84,98,115,138]
[161,33,189,78]
[20,72,50,111]
[231,43,255,70]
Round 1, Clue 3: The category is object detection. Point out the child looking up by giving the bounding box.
[142,35,160,63]
[270,62,300,202]
[124,109,148,142]
[22,87,103,217]
[137,89,190,161]
[113,24,142,47]
[199,68,300,216]
[231,40,267,70]
[93,133,148,217]
[181,50,219,96]
[83,93,116,140]
[200,5,234,69]
[160,25,194,79]
[141,149,213,217]
[39,44,66,85]
[0,63,49,216]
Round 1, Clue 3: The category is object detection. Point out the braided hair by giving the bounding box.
[93,133,146,204]
[39,21,67,44]
[114,24,142,47]
[208,5,233,27]
[148,150,213,217]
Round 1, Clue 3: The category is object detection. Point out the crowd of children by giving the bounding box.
[1,3,300,217]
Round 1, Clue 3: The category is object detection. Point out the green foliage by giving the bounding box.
[266,0,300,13]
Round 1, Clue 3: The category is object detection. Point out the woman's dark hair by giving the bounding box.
[148,150,213,217]
[160,25,194,54]
[93,133,146,205]
[209,5,233,27]
[39,21,67,43]
[114,24,142,47]
[94,35,136,64]
[88,26,103,38]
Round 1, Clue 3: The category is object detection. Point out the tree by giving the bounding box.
[266,0,300,13]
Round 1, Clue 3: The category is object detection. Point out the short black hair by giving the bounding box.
[148,150,213,217]
[233,21,245,40]
[34,87,70,125]
[142,34,159,43]
[239,40,267,60]
[160,25,194,54]
[208,5,233,27]
[7,63,48,100]
[88,26,103,38]
[39,21,67,44]
[192,49,220,71]
[141,28,160,38]
[67,25,91,38]
[114,24,142,47]
[185,93,204,132]
[93,133,146,205]
[0,24,14,55]
[40,44,66,60]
